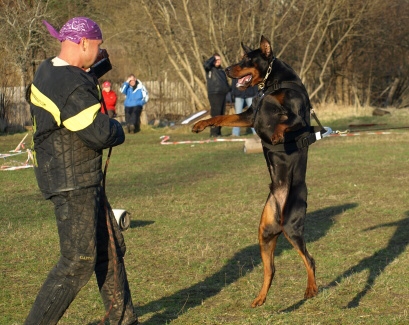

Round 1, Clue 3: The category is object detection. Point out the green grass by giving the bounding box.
[1,108,409,324]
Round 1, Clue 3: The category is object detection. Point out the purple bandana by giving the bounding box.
[43,17,102,44]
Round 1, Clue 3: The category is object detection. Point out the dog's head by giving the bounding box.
[225,35,274,90]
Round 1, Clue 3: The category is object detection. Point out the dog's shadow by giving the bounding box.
[126,202,357,324]
[281,211,409,313]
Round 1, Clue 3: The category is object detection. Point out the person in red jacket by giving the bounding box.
[101,80,117,118]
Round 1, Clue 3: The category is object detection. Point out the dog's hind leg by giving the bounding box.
[283,230,317,299]
[251,193,283,308]
[282,179,318,299]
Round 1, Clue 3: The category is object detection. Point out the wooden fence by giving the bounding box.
[0,86,31,132]
[0,81,205,132]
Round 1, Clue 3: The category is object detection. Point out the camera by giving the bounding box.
[89,49,112,79]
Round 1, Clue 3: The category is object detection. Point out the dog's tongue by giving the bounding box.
[237,75,252,87]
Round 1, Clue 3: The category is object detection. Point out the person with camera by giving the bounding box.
[203,53,230,137]
[120,74,147,133]
[25,17,138,325]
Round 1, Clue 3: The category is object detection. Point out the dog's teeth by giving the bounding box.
[238,74,252,85]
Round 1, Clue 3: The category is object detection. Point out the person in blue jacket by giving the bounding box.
[120,74,147,133]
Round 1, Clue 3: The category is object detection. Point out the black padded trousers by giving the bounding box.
[24,186,138,325]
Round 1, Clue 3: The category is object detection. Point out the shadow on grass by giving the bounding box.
[328,211,409,308]
[130,220,155,228]
[133,203,357,324]
[281,211,409,313]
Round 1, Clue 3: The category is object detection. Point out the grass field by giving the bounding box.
[1,106,409,324]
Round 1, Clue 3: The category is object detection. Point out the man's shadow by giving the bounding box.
[282,211,409,312]
[131,203,357,324]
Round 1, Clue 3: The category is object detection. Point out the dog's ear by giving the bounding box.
[241,42,253,54]
[260,35,273,60]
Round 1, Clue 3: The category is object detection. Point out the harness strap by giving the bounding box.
[253,81,309,122]
[261,126,323,153]
[255,80,326,152]
[264,80,307,94]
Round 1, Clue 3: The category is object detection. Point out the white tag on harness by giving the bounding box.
[315,131,322,140]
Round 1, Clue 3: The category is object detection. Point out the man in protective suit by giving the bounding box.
[24,17,138,325]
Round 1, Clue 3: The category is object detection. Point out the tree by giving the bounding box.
[0,0,54,87]
[1,0,408,112]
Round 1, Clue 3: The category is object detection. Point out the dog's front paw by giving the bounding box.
[271,123,287,144]
[192,120,209,133]
[271,132,284,145]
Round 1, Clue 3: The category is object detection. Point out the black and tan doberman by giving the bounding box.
[192,35,322,307]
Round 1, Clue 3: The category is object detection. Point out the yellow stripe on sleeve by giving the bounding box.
[63,103,101,131]
[30,84,61,126]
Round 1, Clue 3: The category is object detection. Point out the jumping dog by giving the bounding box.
[192,35,323,307]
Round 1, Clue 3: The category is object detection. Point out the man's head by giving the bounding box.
[127,74,137,86]
[214,53,221,68]
[43,17,102,44]
[43,17,103,70]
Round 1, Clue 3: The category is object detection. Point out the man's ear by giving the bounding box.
[81,37,87,51]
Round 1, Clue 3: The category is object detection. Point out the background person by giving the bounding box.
[101,80,117,118]
[25,17,138,325]
[120,74,146,133]
[203,53,230,137]
[231,78,258,136]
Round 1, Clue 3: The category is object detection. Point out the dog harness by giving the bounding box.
[253,78,325,153]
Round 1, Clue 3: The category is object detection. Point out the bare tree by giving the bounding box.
[0,0,55,87]
[2,0,408,117]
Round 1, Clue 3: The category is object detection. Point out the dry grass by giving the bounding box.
[313,102,375,120]
[314,103,409,124]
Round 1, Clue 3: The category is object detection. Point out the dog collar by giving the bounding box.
[258,57,275,91]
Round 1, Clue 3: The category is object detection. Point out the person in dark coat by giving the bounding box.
[203,53,230,137]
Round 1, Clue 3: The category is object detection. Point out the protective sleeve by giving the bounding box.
[61,84,125,151]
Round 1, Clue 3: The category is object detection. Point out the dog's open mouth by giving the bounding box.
[236,74,252,88]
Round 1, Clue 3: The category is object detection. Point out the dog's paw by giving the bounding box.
[251,295,266,308]
[191,121,208,133]
[271,123,288,144]
[304,285,318,299]
[271,133,284,145]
